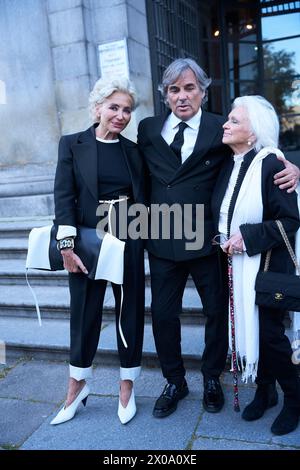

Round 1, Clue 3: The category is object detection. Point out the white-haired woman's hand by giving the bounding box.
[61,249,88,274]
[274,156,300,193]
[221,230,244,255]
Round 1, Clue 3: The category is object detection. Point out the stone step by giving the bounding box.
[0,257,150,286]
[0,194,54,218]
[0,165,55,213]
[0,284,203,324]
[0,237,28,259]
[0,243,195,287]
[0,217,53,238]
[0,309,294,371]
[0,163,55,187]
[0,316,204,369]
[0,216,194,286]
[1,259,69,286]
[0,258,154,289]
[0,175,55,198]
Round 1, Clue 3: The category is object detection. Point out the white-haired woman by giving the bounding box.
[51,77,145,425]
[212,95,300,436]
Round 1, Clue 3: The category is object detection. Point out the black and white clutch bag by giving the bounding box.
[26,225,125,327]
[26,225,125,283]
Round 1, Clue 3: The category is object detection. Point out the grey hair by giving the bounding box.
[158,58,212,105]
[232,95,279,152]
[89,77,138,122]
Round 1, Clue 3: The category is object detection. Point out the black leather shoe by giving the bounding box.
[203,378,224,413]
[153,379,189,418]
[242,384,278,421]
[271,405,300,436]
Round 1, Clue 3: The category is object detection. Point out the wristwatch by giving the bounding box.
[57,237,75,251]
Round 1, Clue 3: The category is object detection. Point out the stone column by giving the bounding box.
[83,0,154,141]
[0,0,60,167]
[126,0,154,136]
[0,0,154,168]
[47,0,91,134]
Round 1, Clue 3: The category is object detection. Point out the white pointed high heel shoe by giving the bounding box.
[50,384,90,425]
[118,388,136,424]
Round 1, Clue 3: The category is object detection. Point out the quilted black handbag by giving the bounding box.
[255,220,300,311]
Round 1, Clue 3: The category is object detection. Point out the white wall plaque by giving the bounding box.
[98,39,129,79]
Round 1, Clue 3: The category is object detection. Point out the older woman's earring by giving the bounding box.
[247,140,252,146]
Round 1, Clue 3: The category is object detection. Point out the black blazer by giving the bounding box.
[54,125,145,229]
[211,150,300,273]
[138,111,231,261]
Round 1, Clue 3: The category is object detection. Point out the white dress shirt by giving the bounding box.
[161,108,202,163]
[218,153,245,237]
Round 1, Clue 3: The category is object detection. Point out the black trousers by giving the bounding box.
[149,251,228,385]
[69,237,145,369]
[256,307,300,408]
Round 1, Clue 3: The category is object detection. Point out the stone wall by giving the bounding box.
[0,0,60,167]
[82,0,154,140]
[0,0,153,169]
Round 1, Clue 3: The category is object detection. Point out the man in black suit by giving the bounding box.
[138,58,300,418]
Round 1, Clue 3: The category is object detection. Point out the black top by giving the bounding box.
[54,126,145,229]
[97,139,132,199]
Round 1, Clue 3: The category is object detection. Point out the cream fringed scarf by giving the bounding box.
[229,147,288,383]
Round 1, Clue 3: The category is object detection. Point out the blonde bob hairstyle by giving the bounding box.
[89,77,138,122]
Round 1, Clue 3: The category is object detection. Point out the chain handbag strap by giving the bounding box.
[263,220,300,275]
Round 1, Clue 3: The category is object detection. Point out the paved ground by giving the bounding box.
[0,356,299,452]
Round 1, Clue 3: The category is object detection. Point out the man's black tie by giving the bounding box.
[170,122,188,163]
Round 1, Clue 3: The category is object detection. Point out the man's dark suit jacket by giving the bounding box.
[54,124,145,229]
[138,111,231,261]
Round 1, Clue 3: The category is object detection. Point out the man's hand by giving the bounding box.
[61,249,88,274]
[274,155,300,193]
[221,230,244,255]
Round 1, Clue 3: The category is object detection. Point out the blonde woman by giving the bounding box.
[51,78,145,426]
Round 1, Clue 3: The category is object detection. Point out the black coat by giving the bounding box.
[138,111,231,261]
[211,150,300,273]
[54,125,146,229]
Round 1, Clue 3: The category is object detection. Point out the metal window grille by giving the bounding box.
[146,0,201,113]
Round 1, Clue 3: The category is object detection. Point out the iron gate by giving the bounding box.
[146,0,201,113]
